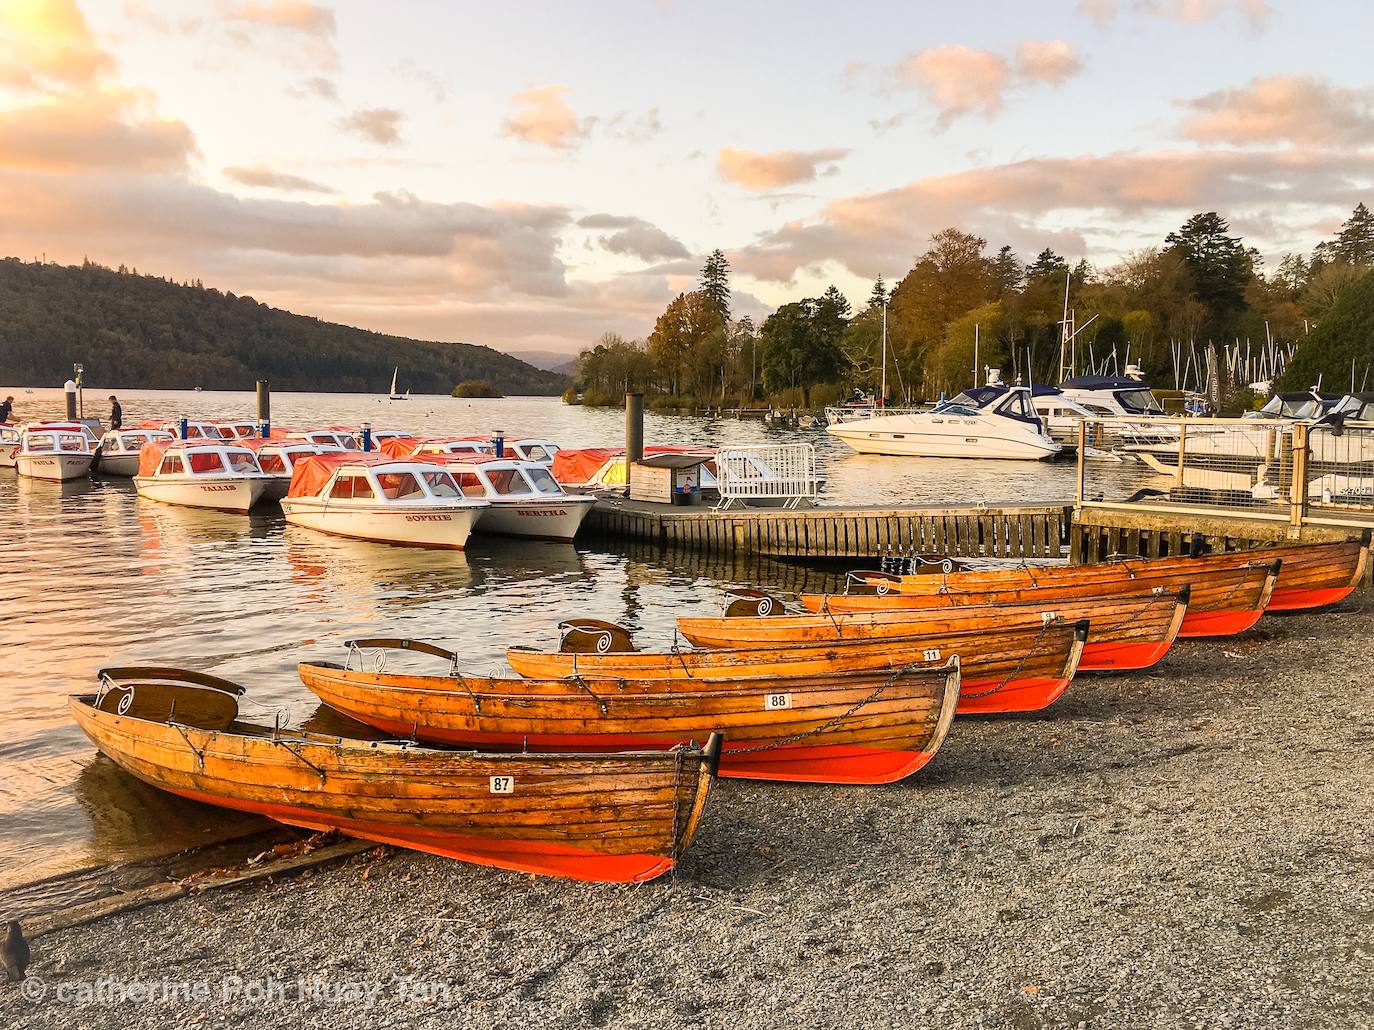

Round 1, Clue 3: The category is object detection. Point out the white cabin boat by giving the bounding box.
[134,440,272,513]
[95,428,175,477]
[827,385,1061,460]
[238,438,345,501]
[439,456,595,541]
[1056,373,1167,418]
[281,454,488,549]
[289,429,362,451]
[16,423,96,480]
[505,438,561,465]
[0,424,21,469]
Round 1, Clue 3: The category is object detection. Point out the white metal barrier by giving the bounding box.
[714,444,820,510]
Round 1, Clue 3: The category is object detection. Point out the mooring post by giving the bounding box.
[360,422,373,452]
[256,380,270,437]
[63,379,77,421]
[178,414,189,440]
[625,392,644,495]
[492,429,505,458]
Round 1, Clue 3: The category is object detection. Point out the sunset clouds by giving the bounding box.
[890,39,1083,126]
[717,147,849,190]
[0,0,1366,355]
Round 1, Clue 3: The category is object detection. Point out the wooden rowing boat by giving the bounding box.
[1241,534,1368,610]
[505,619,1088,717]
[70,667,719,883]
[678,586,1189,674]
[300,639,961,785]
[809,556,1281,638]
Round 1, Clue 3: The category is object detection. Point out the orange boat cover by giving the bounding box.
[380,436,419,458]
[287,452,413,498]
[551,447,620,485]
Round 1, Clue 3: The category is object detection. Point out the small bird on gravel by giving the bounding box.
[3,921,29,982]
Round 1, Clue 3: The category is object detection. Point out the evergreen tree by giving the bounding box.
[1164,212,1251,336]
[992,245,1024,297]
[867,275,888,310]
[1025,248,1068,282]
[698,249,731,322]
[1335,202,1374,265]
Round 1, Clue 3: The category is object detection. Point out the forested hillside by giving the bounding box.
[0,258,567,395]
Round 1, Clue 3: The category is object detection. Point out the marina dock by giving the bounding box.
[585,498,1073,559]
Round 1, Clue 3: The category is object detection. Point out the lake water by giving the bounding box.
[0,388,1135,893]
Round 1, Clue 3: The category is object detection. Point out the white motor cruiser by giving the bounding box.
[95,428,175,476]
[827,384,1061,460]
[280,454,489,549]
[439,456,595,542]
[134,440,272,513]
[16,422,97,480]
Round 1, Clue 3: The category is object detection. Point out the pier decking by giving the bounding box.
[585,499,1072,559]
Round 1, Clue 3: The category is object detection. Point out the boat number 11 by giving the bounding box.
[488,776,515,795]
[764,693,792,710]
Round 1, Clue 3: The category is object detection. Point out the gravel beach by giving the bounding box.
[4,600,1372,1030]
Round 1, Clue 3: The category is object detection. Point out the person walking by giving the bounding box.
[108,395,123,430]
[0,396,13,424]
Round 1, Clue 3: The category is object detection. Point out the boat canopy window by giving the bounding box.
[227,451,259,473]
[453,472,486,496]
[329,473,374,500]
[992,390,1046,428]
[259,453,287,475]
[27,433,55,450]
[522,444,551,462]
[159,454,184,475]
[1260,395,1323,419]
[484,468,525,496]
[189,451,227,473]
[1116,388,1165,415]
[377,471,424,500]
[421,471,461,498]
[525,467,564,495]
[929,401,982,417]
[102,434,122,452]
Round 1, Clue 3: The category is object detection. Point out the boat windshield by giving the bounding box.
[1260,396,1322,418]
[422,471,461,498]
[524,467,564,495]
[226,451,260,473]
[1117,388,1165,414]
[34,433,89,452]
[259,453,287,474]
[188,451,225,473]
[485,468,527,496]
[521,444,553,462]
[929,402,981,417]
[377,471,425,500]
[453,472,486,496]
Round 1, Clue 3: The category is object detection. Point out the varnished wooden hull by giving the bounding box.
[300,661,961,784]
[69,694,715,883]
[505,622,1088,716]
[680,590,1188,674]
[811,556,1281,639]
[1249,537,1368,611]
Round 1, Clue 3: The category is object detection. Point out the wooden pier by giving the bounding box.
[585,499,1072,559]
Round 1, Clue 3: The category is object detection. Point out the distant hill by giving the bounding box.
[0,258,569,395]
[507,349,580,372]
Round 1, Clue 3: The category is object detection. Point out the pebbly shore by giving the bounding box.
[3,601,1372,1030]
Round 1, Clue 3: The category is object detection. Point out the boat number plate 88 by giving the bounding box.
[764,693,792,710]
[488,776,515,795]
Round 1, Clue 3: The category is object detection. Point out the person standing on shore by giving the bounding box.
[108,395,122,430]
[0,396,12,424]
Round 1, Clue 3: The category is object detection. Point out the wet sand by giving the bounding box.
[4,600,1371,1029]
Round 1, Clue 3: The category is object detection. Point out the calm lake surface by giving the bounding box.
[0,388,1134,892]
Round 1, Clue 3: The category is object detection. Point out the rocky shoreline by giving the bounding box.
[4,601,1372,1029]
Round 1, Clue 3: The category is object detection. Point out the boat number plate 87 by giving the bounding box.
[488,776,515,795]
[764,693,792,710]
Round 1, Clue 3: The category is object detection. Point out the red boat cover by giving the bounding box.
[380,436,419,458]
[287,452,411,498]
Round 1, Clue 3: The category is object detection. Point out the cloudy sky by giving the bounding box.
[1,0,1371,357]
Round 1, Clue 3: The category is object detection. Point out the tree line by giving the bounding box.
[0,258,568,395]
[568,204,1374,408]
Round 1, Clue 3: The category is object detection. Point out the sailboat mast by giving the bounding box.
[881,301,888,405]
